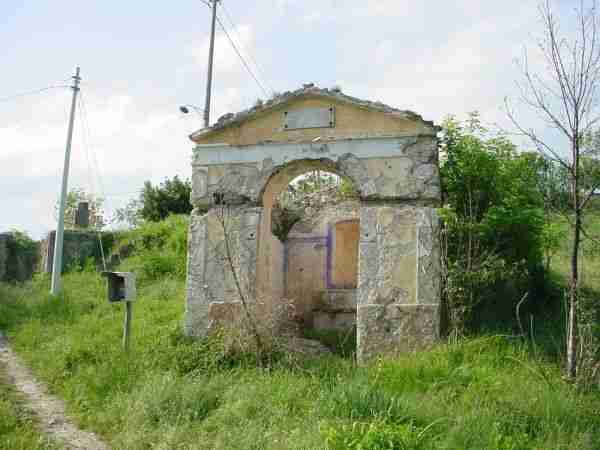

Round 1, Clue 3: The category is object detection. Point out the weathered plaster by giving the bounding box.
[185,88,441,360]
[191,137,440,208]
[190,87,438,146]
[185,206,262,337]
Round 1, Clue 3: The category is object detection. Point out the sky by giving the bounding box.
[0,0,580,238]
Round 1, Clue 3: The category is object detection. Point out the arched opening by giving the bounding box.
[256,160,360,350]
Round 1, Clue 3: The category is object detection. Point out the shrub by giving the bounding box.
[440,114,547,333]
[116,215,188,282]
[139,176,192,222]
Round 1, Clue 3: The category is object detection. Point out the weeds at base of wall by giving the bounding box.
[176,297,312,373]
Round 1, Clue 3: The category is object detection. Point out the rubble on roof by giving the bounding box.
[204,84,434,136]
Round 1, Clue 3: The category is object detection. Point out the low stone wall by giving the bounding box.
[40,230,115,273]
[0,233,39,283]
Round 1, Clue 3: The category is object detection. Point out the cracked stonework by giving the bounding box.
[186,85,442,360]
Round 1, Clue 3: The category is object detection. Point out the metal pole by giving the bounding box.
[203,0,218,128]
[123,302,132,351]
[51,67,81,295]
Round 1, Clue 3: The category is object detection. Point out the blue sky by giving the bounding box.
[0,0,577,238]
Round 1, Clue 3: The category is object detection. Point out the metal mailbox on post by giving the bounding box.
[102,271,136,351]
[102,271,136,303]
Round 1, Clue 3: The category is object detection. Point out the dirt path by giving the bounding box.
[0,332,108,450]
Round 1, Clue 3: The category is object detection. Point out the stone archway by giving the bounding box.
[255,160,360,333]
[254,158,360,309]
[184,86,441,360]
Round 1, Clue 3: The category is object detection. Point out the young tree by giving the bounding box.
[507,0,600,378]
[112,198,143,229]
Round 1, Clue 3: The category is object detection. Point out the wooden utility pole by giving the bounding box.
[51,67,81,296]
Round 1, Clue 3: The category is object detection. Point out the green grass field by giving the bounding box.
[0,215,598,449]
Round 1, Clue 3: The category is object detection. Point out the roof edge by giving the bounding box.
[189,84,438,142]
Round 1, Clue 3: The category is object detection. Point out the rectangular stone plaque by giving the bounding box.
[283,106,335,130]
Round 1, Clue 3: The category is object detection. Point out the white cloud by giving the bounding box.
[0,0,577,238]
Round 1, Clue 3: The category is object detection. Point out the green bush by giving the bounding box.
[140,176,192,222]
[117,215,188,282]
[440,114,547,332]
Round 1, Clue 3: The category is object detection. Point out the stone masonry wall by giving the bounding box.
[186,95,441,360]
[191,136,440,210]
[0,233,38,283]
[40,230,112,273]
[356,206,440,360]
[185,206,261,336]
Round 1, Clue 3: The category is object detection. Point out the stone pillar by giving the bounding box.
[356,205,440,361]
[185,204,262,337]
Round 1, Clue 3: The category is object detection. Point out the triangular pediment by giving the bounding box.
[191,85,437,146]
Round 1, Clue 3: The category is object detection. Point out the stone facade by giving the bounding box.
[185,86,441,360]
[356,205,440,360]
[190,136,440,210]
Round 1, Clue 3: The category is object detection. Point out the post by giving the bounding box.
[203,0,218,128]
[123,302,132,351]
[51,67,81,296]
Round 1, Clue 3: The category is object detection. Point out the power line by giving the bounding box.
[78,92,106,199]
[220,1,275,96]
[199,1,271,103]
[77,94,98,199]
[216,14,270,98]
[0,83,69,104]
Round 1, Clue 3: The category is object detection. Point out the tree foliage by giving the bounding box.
[440,114,546,332]
[139,176,192,222]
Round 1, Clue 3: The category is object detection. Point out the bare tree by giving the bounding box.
[507,0,600,378]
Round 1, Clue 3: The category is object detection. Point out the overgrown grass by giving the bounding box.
[0,368,60,449]
[115,215,188,282]
[1,273,598,449]
[0,213,599,449]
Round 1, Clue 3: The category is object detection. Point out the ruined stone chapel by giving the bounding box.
[185,85,441,360]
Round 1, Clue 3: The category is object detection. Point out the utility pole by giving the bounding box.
[203,0,218,128]
[51,67,81,296]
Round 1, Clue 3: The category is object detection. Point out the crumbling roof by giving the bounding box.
[190,83,436,140]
